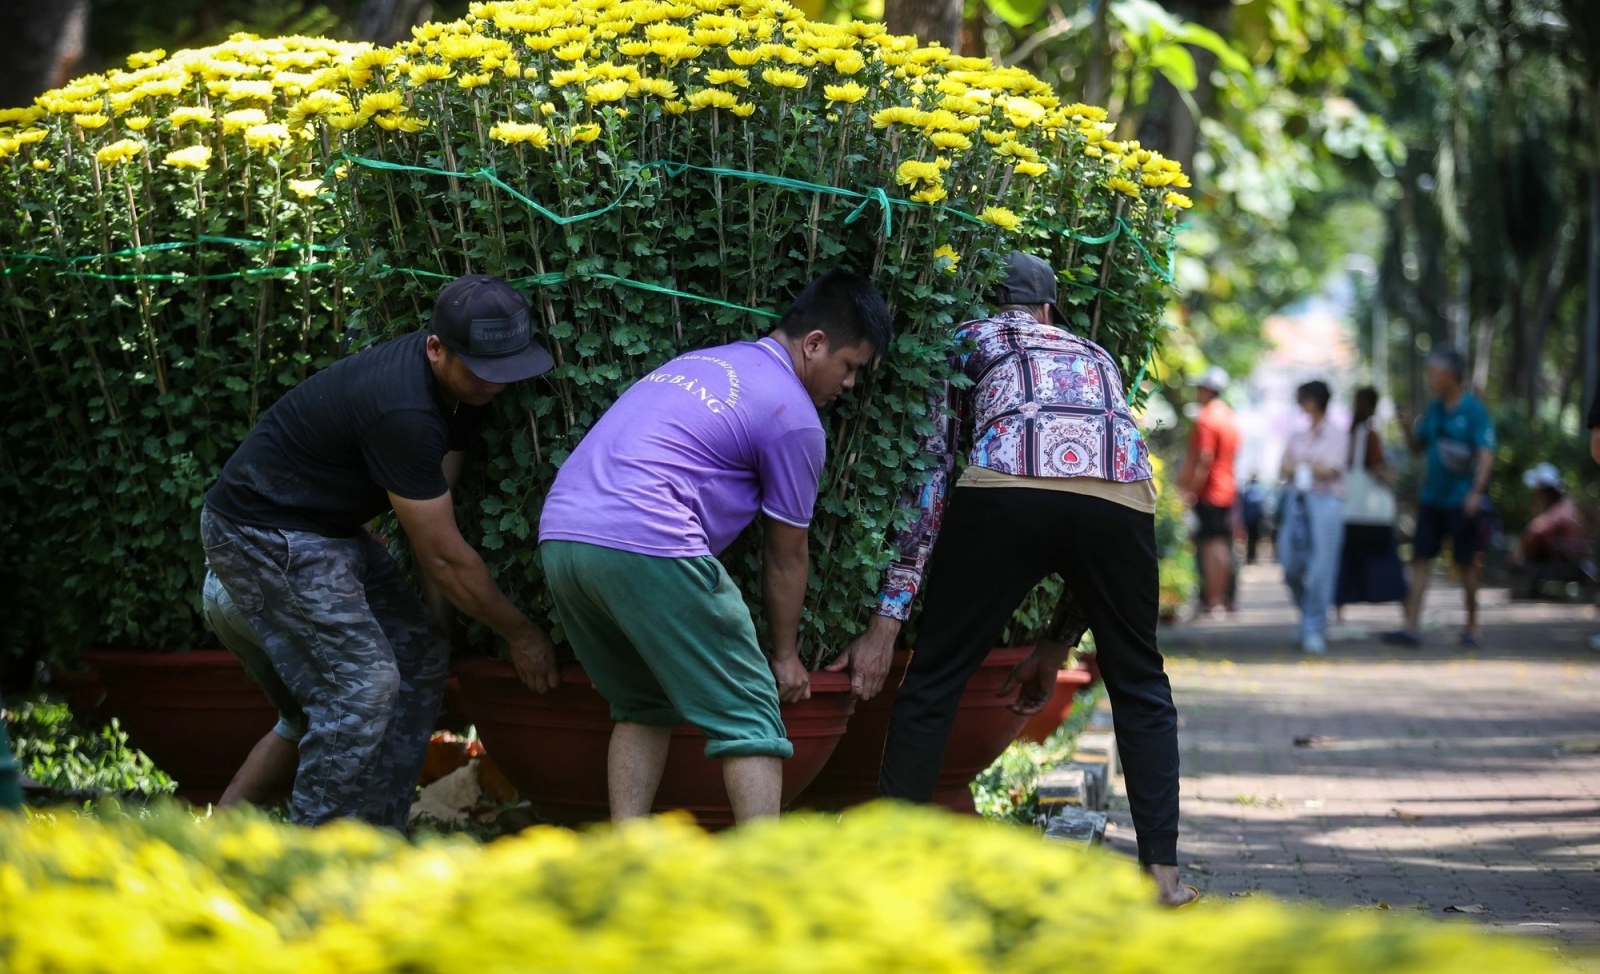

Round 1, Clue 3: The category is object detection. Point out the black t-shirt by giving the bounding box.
[205,330,488,537]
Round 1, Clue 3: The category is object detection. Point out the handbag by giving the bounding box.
[1342,421,1397,526]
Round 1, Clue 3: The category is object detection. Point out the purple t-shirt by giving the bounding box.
[539,337,826,557]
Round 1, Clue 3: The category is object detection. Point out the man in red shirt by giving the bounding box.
[1180,366,1241,614]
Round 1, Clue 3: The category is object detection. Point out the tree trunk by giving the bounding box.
[885,0,963,50]
[1134,0,1233,179]
[1583,79,1600,426]
[353,0,435,45]
[0,0,88,109]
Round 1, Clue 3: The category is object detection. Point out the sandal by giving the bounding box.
[1172,884,1202,909]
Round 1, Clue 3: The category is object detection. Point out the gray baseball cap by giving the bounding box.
[990,250,1064,324]
[430,274,554,384]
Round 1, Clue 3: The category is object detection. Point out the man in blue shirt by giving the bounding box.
[1385,348,1495,647]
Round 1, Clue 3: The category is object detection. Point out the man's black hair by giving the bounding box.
[1428,347,1467,383]
[1296,380,1331,413]
[776,269,893,354]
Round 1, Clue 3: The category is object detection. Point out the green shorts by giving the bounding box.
[541,540,793,760]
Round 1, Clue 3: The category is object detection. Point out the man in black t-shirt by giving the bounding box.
[201,274,557,827]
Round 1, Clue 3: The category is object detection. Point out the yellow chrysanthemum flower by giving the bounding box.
[124,116,152,131]
[539,101,557,116]
[13,128,47,145]
[933,243,960,270]
[730,101,756,117]
[458,72,493,89]
[243,122,291,149]
[1083,145,1103,158]
[833,50,865,74]
[705,68,750,87]
[408,63,454,84]
[871,106,918,128]
[1014,161,1049,177]
[169,106,214,128]
[631,78,678,99]
[910,185,947,205]
[617,40,653,57]
[978,206,1023,231]
[489,121,552,149]
[31,158,50,170]
[287,178,324,199]
[550,66,592,87]
[895,159,942,186]
[685,88,738,110]
[0,107,44,125]
[568,122,602,143]
[584,79,630,103]
[224,79,275,102]
[661,100,688,115]
[358,91,406,116]
[126,48,167,69]
[221,108,267,135]
[725,47,764,66]
[695,27,738,46]
[73,114,110,129]
[94,138,144,167]
[1063,102,1109,121]
[1164,191,1193,209]
[1107,176,1142,198]
[761,67,807,89]
[374,113,425,132]
[929,131,971,151]
[824,82,866,104]
[287,90,352,128]
[503,59,523,78]
[555,41,590,61]
[325,111,366,131]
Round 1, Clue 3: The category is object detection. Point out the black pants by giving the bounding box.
[878,487,1180,865]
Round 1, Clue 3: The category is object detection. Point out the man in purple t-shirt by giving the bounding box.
[538,270,891,824]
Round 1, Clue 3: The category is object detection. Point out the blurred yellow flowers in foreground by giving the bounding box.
[0,803,1553,974]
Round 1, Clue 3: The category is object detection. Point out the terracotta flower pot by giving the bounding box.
[931,646,1032,814]
[1016,665,1094,744]
[81,650,472,805]
[80,649,278,804]
[796,646,1035,815]
[452,657,855,828]
[794,649,911,811]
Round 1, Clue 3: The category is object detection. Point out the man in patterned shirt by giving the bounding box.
[829,251,1191,905]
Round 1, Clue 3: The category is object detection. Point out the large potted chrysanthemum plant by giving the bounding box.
[0,0,1185,820]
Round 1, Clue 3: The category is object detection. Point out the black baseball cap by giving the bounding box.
[429,274,554,384]
[990,250,1064,324]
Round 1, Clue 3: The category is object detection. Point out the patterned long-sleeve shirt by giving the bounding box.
[875,310,1155,620]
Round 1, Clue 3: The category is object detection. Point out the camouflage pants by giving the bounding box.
[200,507,447,829]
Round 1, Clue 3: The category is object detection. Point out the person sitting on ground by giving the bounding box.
[1509,463,1590,570]
[831,251,1194,907]
[537,270,891,825]
[202,274,560,827]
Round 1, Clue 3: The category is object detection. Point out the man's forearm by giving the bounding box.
[423,548,535,642]
[1470,449,1493,494]
[763,551,808,662]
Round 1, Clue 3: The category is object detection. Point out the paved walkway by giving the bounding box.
[1103,559,1600,957]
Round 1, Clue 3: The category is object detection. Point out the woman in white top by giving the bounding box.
[1278,380,1345,654]
[1335,386,1409,608]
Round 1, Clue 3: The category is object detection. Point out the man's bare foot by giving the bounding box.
[1145,863,1200,907]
